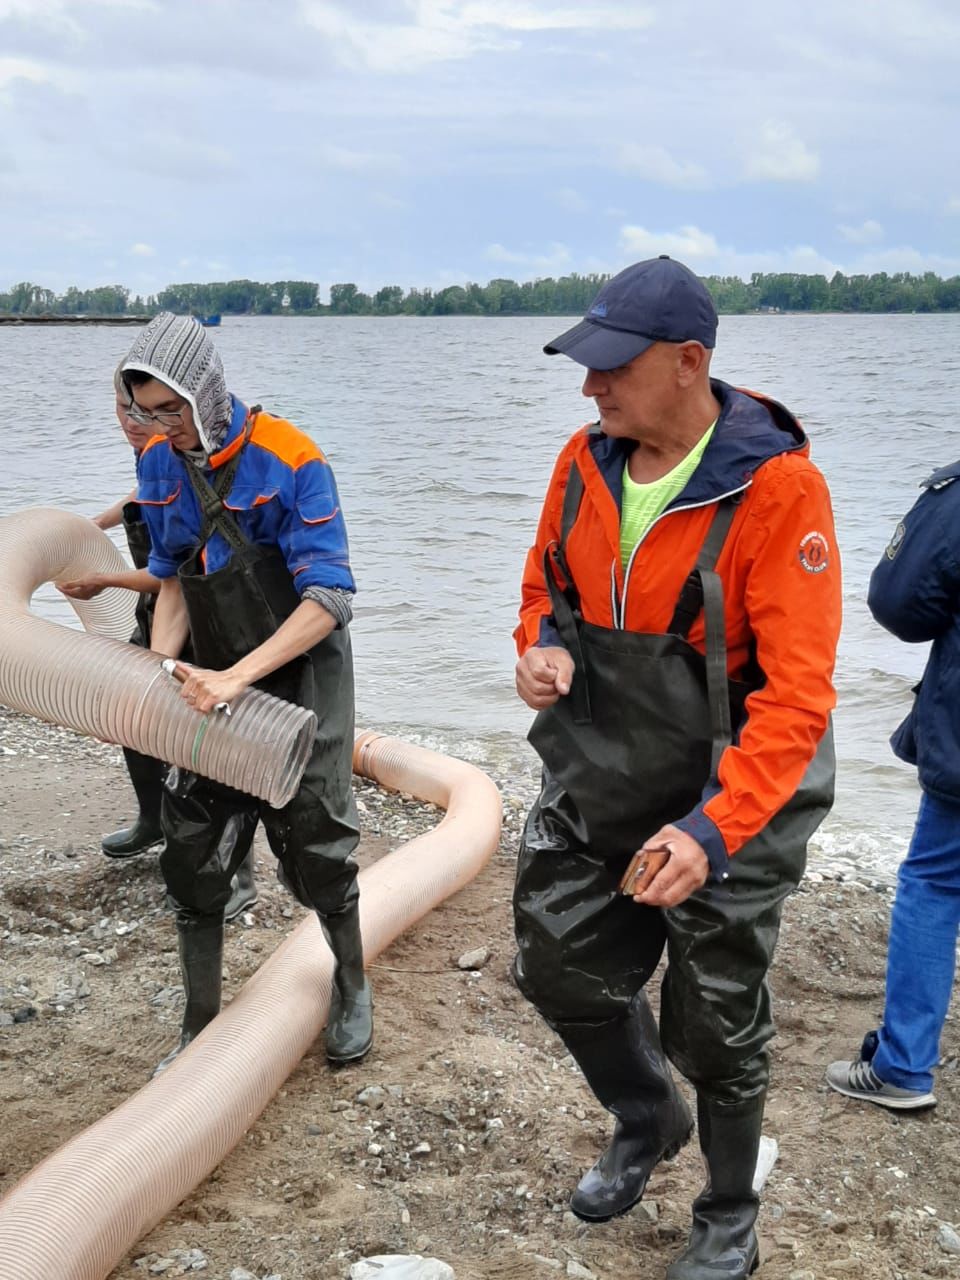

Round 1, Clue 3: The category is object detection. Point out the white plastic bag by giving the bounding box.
[350,1255,455,1280]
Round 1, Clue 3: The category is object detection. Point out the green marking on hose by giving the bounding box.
[191,716,212,769]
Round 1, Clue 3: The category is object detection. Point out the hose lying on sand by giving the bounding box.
[0,731,502,1280]
[0,508,503,1280]
[0,507,315,807]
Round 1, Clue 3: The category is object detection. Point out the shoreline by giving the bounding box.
[1,706,957,1278]
[3,310,959,322]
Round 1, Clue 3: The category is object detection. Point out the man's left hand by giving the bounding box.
[630,824,709,908]
[174,662,251,714]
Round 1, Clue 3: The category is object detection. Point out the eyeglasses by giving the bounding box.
[127,403,188,429]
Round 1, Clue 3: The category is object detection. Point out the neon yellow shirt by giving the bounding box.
[620,421,716,569]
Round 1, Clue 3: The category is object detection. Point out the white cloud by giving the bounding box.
[373,191,410,209]
[456,2,655,31]
[619,224,719,260]
[0,56,52,87]
[743,120,820,183]
[118,137,236,182]
[299,1,507,72]
[625,226,838,277]
[0,0,153,42]
[299,0,653,72]
[0,0,151,13]
[128,242,155,257]
[554,186,589,213]
[313,142,399,172]
[618,143,710,189]
[838,219,884,244]
[614,221,960,281]
[485,240,572,271]
[846,245,960,276]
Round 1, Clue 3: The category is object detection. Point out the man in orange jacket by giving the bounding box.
[513,257,840,1280]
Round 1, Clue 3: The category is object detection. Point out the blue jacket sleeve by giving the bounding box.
[868,483,960,643]
[135,452,184,580]
[279,457,356,595]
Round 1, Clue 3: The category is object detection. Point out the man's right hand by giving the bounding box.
[515,645,575,709]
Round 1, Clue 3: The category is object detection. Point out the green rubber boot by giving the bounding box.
[153,917,223,1076]
[319,902,373,1064]
[666,1094,764,1280]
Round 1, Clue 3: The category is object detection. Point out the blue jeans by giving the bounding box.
[872,791,960,1092]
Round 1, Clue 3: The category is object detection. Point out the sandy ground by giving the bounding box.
[1,705,958,1280]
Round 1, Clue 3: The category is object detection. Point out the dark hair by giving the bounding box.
[124,369,154,387]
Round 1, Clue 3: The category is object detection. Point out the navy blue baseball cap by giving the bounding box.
[544,255,718,370]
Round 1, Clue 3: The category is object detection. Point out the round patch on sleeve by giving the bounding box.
[884,521,906,560]
[798,530,830,573]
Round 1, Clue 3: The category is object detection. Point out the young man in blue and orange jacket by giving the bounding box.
[121,312,371,1071]
[513,258,841,1280]
[58,372,258,925]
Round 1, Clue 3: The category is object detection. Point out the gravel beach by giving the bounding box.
[1,705,957,1280]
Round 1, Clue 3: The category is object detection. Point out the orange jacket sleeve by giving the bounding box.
[690,454,841,858]
[514,440,575,656]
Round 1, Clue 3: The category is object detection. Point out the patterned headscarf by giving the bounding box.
[113,361,132,408]
[121,312,232,453]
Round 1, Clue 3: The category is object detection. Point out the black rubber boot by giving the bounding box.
[556,993,694,1222]
[154,917,224,1076]
[666,1094,764,1279]
[319,902,373,1064]
[102,747,165,858]
[224,849,258,923]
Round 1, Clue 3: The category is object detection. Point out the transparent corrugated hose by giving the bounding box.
[0,507,315,807]
[0,731,503,1280]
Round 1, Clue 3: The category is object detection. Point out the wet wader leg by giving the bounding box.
[318,901,373,1063]
[666,1094,763,1280]
[260,717,371,1064]
[101,745,165,858]
[223,843,258,923]
[153,915,224,1077]
[512,778,666,1025]
[154,772,259,1073]
[102,608,164,858]
[556,993,694,1222]
[659,828,808,1277]
[512,781,674,1216]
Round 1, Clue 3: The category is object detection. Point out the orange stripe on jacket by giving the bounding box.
[209,411,327,472]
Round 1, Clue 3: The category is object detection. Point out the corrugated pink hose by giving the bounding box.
[0,508,504,1279]
[0,508,316,807]
[0,731,502,1280]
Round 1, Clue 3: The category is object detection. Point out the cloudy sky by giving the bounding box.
[1,0,958,296]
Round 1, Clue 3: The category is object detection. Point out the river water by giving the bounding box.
[3,313,957,881]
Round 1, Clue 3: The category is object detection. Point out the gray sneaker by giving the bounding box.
[826,1057,936,1110]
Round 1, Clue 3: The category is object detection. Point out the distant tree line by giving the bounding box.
[3,271,960,318]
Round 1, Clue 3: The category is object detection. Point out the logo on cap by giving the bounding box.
[590,303,608,318]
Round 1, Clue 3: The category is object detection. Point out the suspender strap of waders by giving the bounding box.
[181,410,260,553]
[701,567,733,776]
[667,498,739,775]
[542,461,592,724]
[667,498,738,637]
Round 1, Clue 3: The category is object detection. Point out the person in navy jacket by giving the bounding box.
[828,461,960,1110]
